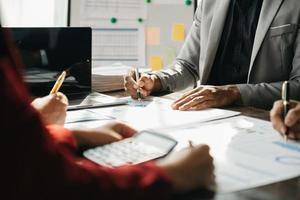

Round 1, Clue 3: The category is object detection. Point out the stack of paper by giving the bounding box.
[92,65,130,92]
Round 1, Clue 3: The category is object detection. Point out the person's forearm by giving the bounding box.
[237,80,300,109]
[151,74,163,93]
[70,128,116,148]
[151,61,198,92]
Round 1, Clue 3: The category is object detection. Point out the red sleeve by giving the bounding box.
[0,29,173,200]
[46,125,78,151]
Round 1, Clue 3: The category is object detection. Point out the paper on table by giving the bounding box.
[93,65,150,76]
[65,119,114,130]
[89,97,240,130]
[65,110,112,124]
[92,66,151,92]
[93,65,132,76]
[157,116,300,193]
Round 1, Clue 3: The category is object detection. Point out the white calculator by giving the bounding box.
[83,131,177,167]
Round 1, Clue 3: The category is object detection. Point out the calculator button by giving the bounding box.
[84,140,167,167]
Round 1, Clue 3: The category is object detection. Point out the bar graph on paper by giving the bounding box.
[92,28,145,67]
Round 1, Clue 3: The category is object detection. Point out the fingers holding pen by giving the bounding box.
[285,102,300,127]
[270,100,287,136]
[270,100,300,140]
[124,69,154,99]
[124,69,140,99]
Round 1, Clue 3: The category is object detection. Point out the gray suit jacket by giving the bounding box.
[154,0,300,109]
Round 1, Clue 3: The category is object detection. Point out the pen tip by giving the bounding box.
[284,135,288,142]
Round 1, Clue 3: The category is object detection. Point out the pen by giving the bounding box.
[282,81,290,142]
[135,67,142,101]
[50,71,66,94]
[189,140,194,149]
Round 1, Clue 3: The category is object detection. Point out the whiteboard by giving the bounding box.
[69,0,195,69]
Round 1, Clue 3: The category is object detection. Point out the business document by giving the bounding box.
[157,116,300,193]
[65,97,300,192]
[86,97,240,130]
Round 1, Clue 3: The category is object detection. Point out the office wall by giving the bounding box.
[70,0,195,70]
[0,0,68,27]
[146,2,194,69]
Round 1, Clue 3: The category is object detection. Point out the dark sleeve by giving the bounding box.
[0,53,173,199]
[237,27,300,110]
[151,4,202,92]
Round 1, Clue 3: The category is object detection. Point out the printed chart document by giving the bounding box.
[91,27,146,67]
[156,116,300,193]
[77,0,147,67]
[80,0,147,20]
[87,97,240,130]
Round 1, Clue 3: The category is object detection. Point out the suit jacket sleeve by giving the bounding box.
[0,30,173,200]
[150,3,202,92]
[237,28,300,110]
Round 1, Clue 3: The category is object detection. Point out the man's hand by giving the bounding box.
[71,121,137,147]
[157,145,215,193]
[123,69,162,99]
[31,92,68,125]
[172,85,241,111]
[270,100,300,140]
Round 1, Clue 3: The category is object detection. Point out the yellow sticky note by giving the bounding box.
[146,27,160,45]
[172,23,186,41]
[149,56,163,71]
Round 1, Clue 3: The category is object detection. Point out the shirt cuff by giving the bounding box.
[46,125,78,151]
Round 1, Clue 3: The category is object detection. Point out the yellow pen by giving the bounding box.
[50,71,66,94]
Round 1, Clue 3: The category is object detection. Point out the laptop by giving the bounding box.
[7,27,127,110]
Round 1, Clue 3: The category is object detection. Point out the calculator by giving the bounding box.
[83,131,177,167]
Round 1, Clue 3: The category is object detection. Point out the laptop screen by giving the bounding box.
[7,27,92,99]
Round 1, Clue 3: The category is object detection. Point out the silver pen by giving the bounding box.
[282,81,290,142]
[135,67,142,101]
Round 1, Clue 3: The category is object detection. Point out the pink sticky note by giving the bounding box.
[146,27,160,46]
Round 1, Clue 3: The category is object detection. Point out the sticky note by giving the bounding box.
[149,56,163,71]
[172,23,186,41]
[146,27,160,46]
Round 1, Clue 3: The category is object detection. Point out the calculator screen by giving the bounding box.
[135,131,177,152]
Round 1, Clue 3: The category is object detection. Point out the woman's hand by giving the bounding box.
[71,121,137,147]
[31,92,68,125]
[157,144,215,193]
